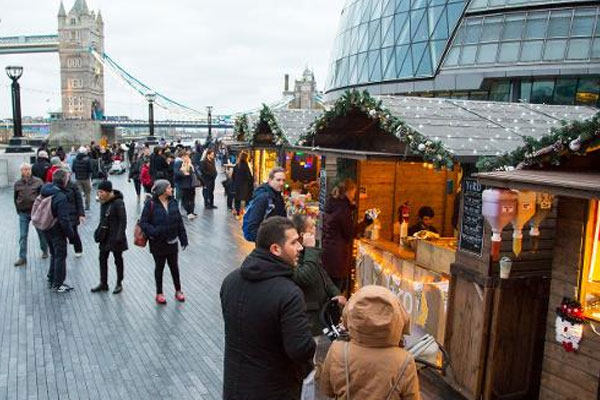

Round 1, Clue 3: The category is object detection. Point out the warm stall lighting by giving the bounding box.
[581,200,600,320]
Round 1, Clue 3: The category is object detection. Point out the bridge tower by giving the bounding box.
[57,0,105,120]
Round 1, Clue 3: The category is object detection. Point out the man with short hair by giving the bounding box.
[72,146,94,211]
[14,163,48,266]
[221,216,315,399]
[408,206,439,236]
[242,167,287,241]
[41,169,76,293]
[200,149,218,209]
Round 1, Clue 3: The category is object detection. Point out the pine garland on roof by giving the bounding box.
[234,114,249,142]
[298,89,454,169]
[251,104,289,146]
[477,112,600,171]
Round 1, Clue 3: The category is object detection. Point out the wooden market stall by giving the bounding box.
[445,114,600,400]
[295,90,597,376]
[248,105,321,188]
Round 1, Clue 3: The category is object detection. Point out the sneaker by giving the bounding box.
[112,284,123,294]
[175,291,186,302]
[14,258,26,266]
[54,284,74,293]
[156,294,167,304]
[75,252,83,258]
[41,252,49,259]
[187,214,195,220]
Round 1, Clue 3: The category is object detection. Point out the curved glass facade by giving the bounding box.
[443,7,600,68]
[325,0,467,90]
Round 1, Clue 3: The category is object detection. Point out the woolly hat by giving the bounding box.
[38,150,49,159]
[97,180,113,192]
[152,179,170,196]
[50,156,61,166]
[78,146,88,154]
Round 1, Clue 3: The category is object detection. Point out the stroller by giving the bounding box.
[320,299,449,373]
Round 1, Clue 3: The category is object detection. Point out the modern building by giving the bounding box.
[325,0,600,106]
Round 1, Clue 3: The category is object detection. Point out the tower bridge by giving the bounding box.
[0,0,224,144]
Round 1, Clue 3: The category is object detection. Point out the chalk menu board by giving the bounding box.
[319,170,327,212]
[459,178,484,256]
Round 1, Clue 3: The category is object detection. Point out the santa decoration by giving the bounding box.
[555,298,585,352]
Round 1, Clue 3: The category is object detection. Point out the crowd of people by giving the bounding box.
[14,139,423,399]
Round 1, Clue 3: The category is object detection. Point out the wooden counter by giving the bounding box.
[359,238,416,260]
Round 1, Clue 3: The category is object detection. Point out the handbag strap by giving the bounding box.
[344,341,351,400]
[343,342,412,400]
[384,355,413,400]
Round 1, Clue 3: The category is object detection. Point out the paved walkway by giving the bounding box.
[0,172,462,400]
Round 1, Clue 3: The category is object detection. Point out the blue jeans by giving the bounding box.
[18,212,48,260]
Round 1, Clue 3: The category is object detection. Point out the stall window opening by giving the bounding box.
[581,200,600,320]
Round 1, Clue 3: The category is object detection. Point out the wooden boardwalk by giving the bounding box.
[0,172,462,400]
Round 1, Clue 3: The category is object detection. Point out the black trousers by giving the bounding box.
[152,252,181,294]
[133,179,141,196]
[99,249,124,286]
[181,188,195,215]
[71,225,82,253]
[202,179,215,207]
[45,231,68,287]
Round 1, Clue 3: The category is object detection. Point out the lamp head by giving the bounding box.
[6,66,23,81]
[145,92,156,103]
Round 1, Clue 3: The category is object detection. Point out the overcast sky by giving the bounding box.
[0,0,344,119]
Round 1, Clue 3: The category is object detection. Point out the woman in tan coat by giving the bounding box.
[318,285,421,400]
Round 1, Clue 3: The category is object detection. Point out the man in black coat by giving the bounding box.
[220,217,315,400]
[200,149,218,209]
[72,147,94,211]
[40,169,75,293]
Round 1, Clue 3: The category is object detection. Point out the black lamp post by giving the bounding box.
[206,105,213,146]
[5,66,32,153]
[144,92,157,145]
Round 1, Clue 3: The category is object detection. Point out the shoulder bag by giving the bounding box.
[134,200,154,247]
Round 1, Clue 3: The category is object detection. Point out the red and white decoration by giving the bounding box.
[555,298,585,352]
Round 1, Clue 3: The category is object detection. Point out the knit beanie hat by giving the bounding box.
[152,179,170,196]
[98,180,113,192]
[38,150,49,159]
[78,146,88,154]
[50,156,61,166]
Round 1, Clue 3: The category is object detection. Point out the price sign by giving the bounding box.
[319,170,327,212]
[459,178,484,256]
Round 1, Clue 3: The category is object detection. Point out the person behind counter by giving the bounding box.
[408,206,438,237]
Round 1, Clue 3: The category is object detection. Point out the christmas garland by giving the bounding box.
[251,104,289,146]
[233,114,249,142]
[299,90,455,169]
[477,112,600,171]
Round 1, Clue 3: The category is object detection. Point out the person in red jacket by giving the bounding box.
[45,157,62,183]
[140,160,153,194]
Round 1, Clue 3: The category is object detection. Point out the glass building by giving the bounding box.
[325,0,600,106]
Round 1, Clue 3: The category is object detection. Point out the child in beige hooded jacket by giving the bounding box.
[318,285,421,400]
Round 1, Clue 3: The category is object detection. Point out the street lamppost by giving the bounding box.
[5,66,32,153]
[206,105,213,147]
[145,92,157,145]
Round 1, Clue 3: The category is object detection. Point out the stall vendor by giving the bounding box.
[408,206,438,236]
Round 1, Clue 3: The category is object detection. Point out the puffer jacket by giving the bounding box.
[65,181,84,226]
[96,190,128,252]
[40,183,75,240]
[318,285,421,400]
[139,196,188,255]
[72,153,93,180]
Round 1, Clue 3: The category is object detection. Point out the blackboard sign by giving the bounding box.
[459,178,484,256]
[319,170,327,212]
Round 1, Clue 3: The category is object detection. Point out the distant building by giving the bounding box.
[58,0,105,120]
[283,68,325,110]
[325,0,600,106]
